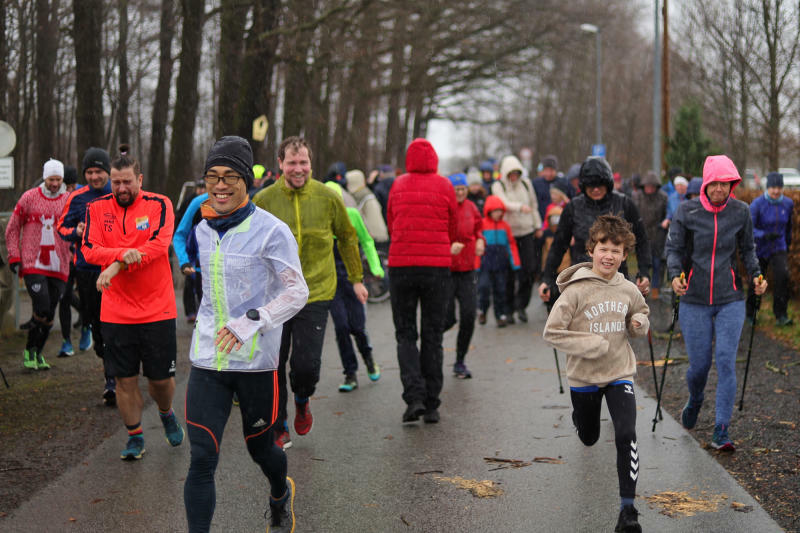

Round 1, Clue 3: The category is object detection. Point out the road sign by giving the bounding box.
[591,144,606,157]
[0,157,13,188]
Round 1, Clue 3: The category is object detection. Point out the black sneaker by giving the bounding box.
[423,408,440,424]
[103,388,117,407]
[338,374,358,392]
[615,504,641,532]
[506,313,516,325]
[402,401,426,423]
[267,476,295,532]
[517,309,528,323]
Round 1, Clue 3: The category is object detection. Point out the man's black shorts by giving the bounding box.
[102,319,177,379]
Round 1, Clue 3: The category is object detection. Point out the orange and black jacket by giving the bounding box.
[82,191,176,324]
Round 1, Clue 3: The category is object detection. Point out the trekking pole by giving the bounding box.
[652,272,683,432]
[647,329,662,420]
[739,275,763,411]
[545,296,564,394]
[0,366,9,388]
[553,348,564,394]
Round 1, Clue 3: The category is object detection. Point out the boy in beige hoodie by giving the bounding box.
[543,214,649,533]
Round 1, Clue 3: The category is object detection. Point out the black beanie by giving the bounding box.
[63,165,78,185]
[204,136,254,189]
[82,147,111,175]
[766,172,784,188]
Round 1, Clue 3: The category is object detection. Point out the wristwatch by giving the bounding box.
[246,309,260,321]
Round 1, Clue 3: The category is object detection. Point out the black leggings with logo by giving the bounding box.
[570,381,639,499]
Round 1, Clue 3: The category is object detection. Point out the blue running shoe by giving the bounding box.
[121,436,145,460]
[680,399,701,430]
[58,340,74,357]
[79,326,93,351]
[160,410,184,447]
[711,424,735,452]
[267,476,295,533]
[364,356,381,382]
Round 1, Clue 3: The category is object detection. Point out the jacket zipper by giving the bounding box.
[709,212,718,305]
[293,193,302,254]
[730,268,737,291]
[122,206,127,234]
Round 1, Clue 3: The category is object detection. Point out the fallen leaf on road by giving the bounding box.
[333,411,344,416]
[778,421,796,429]
[645,490,727,517]
[68,517,77,522]
[90,498,104,504]
[731,502,753,513]
[505,358,513,364]
[384,435,394,440]
[434,476,503,498]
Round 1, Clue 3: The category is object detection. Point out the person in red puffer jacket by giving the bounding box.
[443,173,484,379]
[387,138,458,425]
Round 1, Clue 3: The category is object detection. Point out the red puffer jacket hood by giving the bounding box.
[405,138,439,174]
[483,194,507,217]
[700,155,741,213]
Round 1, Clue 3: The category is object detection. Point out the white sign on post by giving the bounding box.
[0,157,14,189]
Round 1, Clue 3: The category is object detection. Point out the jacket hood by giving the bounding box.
[555,262,626,291]
[641,171,660,188]
[405,138,439,173]
[700,155,741,212]
[578,156,614,194]
[499,155,524,180]
[345,169,366,193]
[483,194,506,216]
[687,176,703,196]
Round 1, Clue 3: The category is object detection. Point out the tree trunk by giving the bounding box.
[0,0,8,120]
[116,0,130,146]
[147,0,176,187]
[384,10,407,166]
[167,0,205,201]
[73,0,105,164]
[281,0,313,140]
[234,0,280,162]
[35,0,58,163]
[217,0,248,136]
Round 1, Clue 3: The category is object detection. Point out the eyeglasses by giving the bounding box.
[203,174,243,185]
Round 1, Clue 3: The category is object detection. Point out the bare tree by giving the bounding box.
[116,0,130,145]
[73,0,105,162]
[148,0,176,185]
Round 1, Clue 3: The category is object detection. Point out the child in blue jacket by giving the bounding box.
[477,195,521,327]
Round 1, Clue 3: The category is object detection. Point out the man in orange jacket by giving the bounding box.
[82,145,183,461]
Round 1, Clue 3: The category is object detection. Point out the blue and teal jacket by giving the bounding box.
[479,195,521,272]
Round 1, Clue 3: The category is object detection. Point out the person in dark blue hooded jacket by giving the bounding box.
[747,172,793,326]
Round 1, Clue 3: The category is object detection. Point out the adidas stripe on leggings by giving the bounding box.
[570,381,639,499]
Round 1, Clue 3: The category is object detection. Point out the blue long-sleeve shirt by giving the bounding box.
[173,193,208,268]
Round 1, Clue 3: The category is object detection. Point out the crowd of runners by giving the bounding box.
[5,135,793,532]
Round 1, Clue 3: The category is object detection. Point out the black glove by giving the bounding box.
[9,262,19,275]
[765,232,781,242]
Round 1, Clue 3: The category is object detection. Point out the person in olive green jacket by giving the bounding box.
[253,137,366,450]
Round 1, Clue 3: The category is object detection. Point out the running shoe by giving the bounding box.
[120,436,146,460]
[364,356,381,381]
[232,392,240,406]
[103,380,117,407]
[497,315,508,328]
[338,374,358,392]
[775,316,794,326]
[680,399,701,430]
[294,398,312,435]
[614,504,642,532]
[275,428,292,450]
[453,362,472,379]
[477,311,486,325]
[58,340,75,357]
[79,326,93,351]
[517,308,528,323]
[160,410,185,446]
[423,408,440,424]
[35,352,50,370]
[506,313,516,325]
[711,424,735,452]
[22,349,37,369]
[402,401,426,423]
[267,476,295,533]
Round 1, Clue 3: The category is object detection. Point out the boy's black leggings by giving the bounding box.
[570,382,639,499]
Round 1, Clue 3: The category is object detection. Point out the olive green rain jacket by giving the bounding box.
[253,176,362,302]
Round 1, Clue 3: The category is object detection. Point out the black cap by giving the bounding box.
[204,136,255,190]
[63,165,78,185]
[766,172,784,188]
[82,147,111,176]
[541,155,558,170]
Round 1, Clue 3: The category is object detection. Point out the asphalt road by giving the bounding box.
[4,299,783,532]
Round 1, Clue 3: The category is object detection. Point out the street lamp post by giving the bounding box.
[580,23,602,148]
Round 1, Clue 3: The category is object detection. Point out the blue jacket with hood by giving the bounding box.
[665,155,761,306]
[750,192,793,260]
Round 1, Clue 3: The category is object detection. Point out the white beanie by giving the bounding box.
[43,158,64,180]
[673,176,688,187]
